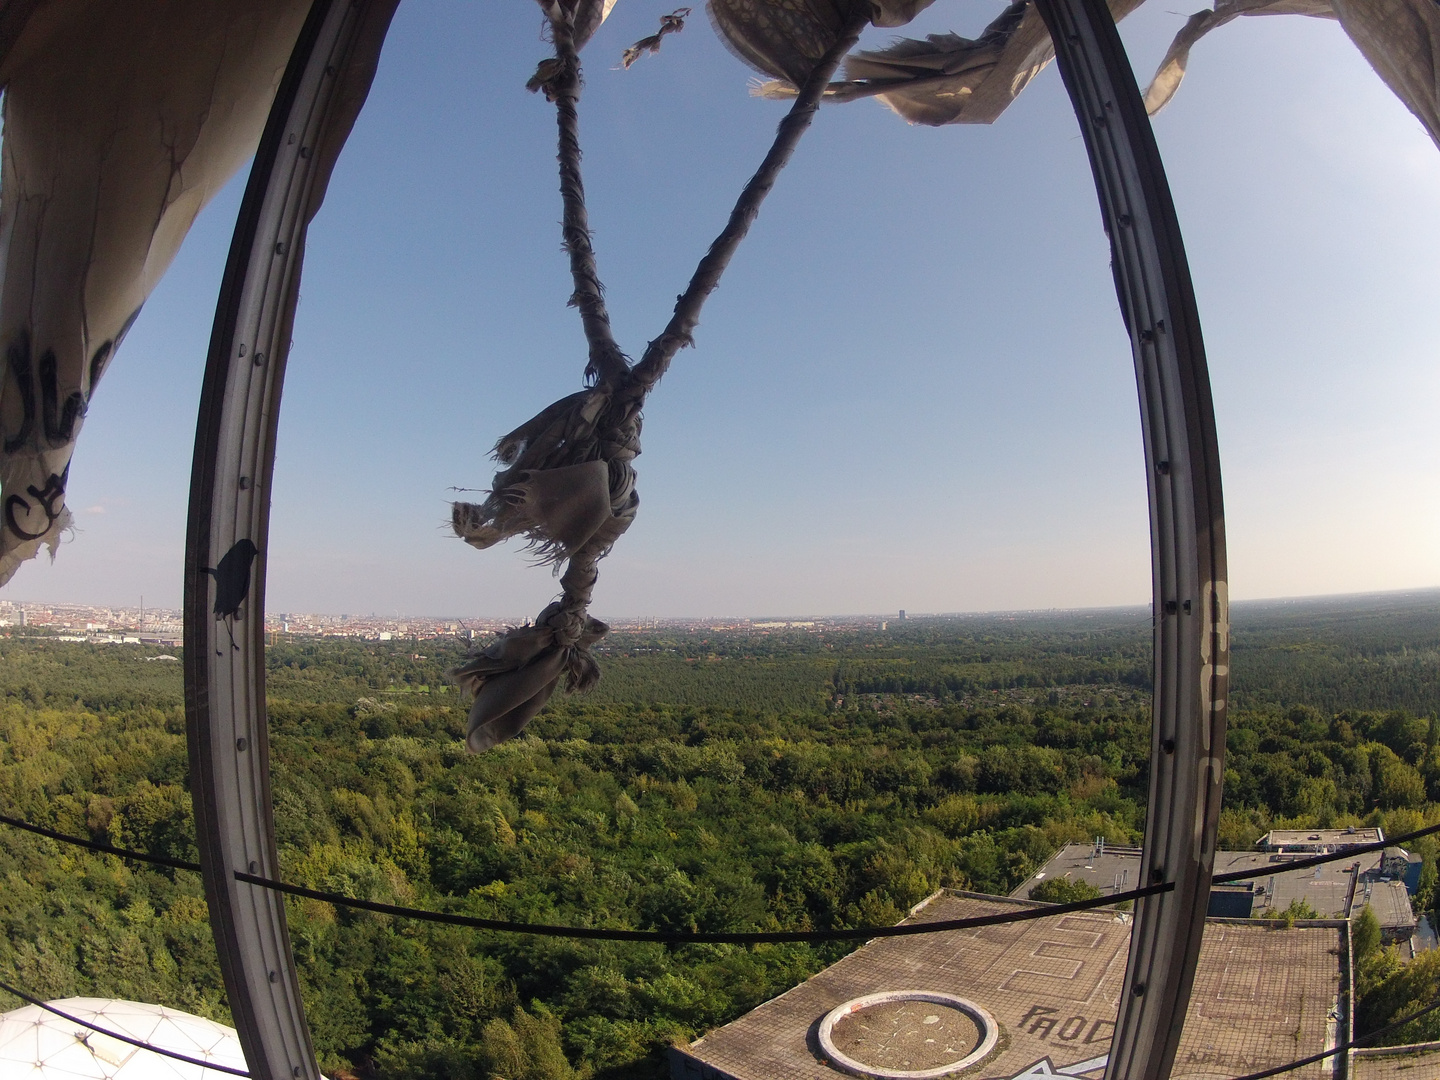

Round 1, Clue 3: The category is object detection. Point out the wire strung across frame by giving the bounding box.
[0,811,203,871]
[1229,995,1440,1080]
[6,811,1440,1076]
[1211,829,1439,884]
[0,977,251,1077]
[0,806,1169,941]
[2,963,1433,1080]
[4,811,1439,941]
[230,870,1172,944]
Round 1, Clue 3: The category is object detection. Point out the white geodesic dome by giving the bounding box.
[0,998,246,1079]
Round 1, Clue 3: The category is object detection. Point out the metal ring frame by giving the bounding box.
[184,2,399,1078]
[1031,2,1229,1077]
[183,2,1228,1078]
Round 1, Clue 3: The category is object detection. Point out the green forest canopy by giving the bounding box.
[1,591,1438,1077]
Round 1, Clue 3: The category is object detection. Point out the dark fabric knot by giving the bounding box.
[449,607,607,752]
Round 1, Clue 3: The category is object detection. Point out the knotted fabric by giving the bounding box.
[448,0,872,750]
[453,603,609,752]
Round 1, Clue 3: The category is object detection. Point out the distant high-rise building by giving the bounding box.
[898,609,906,620]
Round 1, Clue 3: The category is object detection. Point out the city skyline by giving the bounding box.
[7,583,1437,631]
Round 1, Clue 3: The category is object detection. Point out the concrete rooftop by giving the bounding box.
[672,891,1346,1080]
[1020,844,1416,938]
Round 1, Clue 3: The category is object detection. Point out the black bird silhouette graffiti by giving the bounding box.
[201,539,259,653]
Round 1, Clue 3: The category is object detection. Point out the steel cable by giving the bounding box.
[0,976,251,1077]
[2,812,1436,942]
[1228,995,1440,1080]
[230,869,1172,943]
[0,812,203,872]
[0,809,1169,940]
[1213,821,1440,885]
[3,811,1438,1076]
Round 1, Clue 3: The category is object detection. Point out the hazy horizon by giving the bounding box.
[6,583,1437,624]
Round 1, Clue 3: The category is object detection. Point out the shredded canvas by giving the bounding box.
[1142,0,1440,150]
[0,0,313,587]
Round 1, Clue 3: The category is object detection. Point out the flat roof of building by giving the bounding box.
[1354,879,1420,938]
[1213,851,1367,918]
[1012,844,1144,902]
[1262,828,1384,851]
[1022,845,1415,932]
[673,891,1346,1080]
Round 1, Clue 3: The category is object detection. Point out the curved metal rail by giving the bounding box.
[183,1,399,1077]
[1031,1,1230,1078]
[185,1,1225,1077]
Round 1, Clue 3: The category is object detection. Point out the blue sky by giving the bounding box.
[10,1,1439,618]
